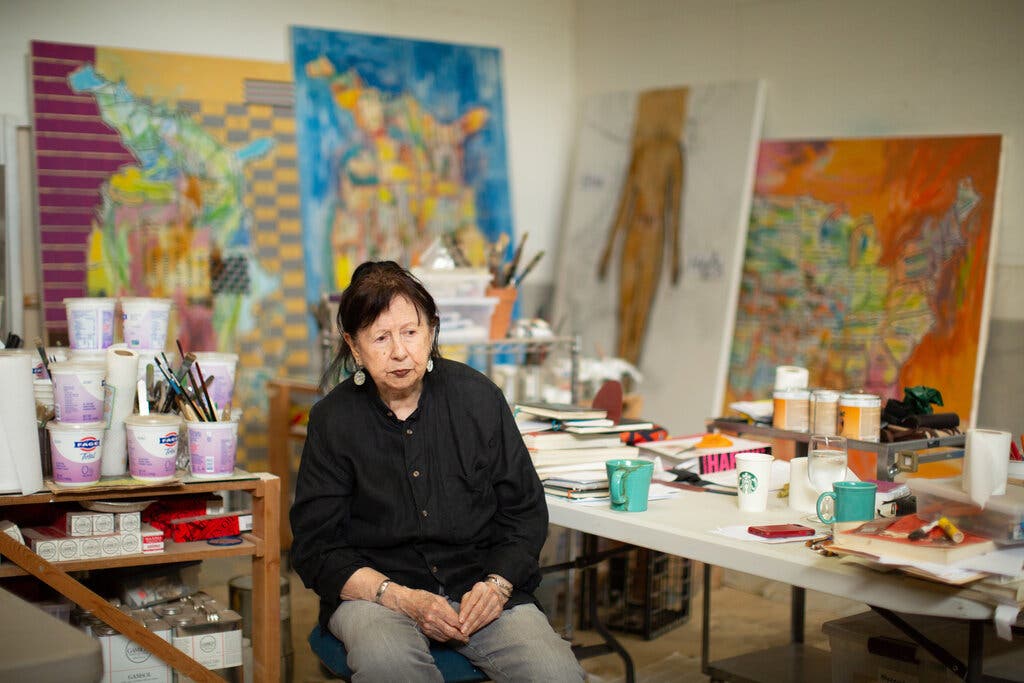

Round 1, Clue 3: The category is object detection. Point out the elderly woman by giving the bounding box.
[290,261,584,682]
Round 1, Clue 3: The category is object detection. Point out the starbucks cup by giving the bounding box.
[49,361,107,423]
[47,421,105,487]
[124,414,182,483]
[64,297,116,350]
[187,420,238,478]
[120,297,172,350]
[192,352,238,415]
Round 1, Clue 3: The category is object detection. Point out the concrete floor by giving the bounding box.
[200,553,866,682]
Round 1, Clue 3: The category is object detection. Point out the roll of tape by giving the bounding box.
[774,365,809,390]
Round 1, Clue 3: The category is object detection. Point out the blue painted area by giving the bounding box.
[291,26,515,316]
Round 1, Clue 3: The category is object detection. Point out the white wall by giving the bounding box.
[574,0,1024,321]
[0,0,577,285]
[573,0,1023,432]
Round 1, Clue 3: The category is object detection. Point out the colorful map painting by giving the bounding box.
[726,136,1002,425]
[30,41,309,466]
[291,27,514,301]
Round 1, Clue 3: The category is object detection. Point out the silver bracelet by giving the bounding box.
[374,579,392,604]
[485,575,512,598]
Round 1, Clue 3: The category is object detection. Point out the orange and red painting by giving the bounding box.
[726,135,1002,425]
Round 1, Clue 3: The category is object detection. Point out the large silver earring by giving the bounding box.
[426,358,434,373]
[353,367,366,386]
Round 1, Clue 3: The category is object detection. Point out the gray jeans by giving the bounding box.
[328,598,585,682]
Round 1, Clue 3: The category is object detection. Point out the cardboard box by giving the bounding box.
[115,511,141,532]
[22,527,64,561]
[56,511,115,536]
[140,524,164,554]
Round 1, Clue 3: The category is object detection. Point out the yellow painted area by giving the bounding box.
[284,299,307,314]
[251,181,275,195]
[278,219,301,233]
[279,244,303,260]
[86,227,109,293]
[96,47,289,103]
[254,207,278,221]
[282,272,305,288]
[273,167,299,184]
[277,195,300,209]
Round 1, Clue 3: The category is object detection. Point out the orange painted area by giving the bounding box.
[753,136,1002,424]
[96,47,289,102]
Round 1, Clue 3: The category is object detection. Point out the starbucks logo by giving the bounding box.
[738,471,758,494]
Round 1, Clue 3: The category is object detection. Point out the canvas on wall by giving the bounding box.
[30,40,308,466]
[290,26,515,305]
[726,135,1003,426]
[554,81,766,433]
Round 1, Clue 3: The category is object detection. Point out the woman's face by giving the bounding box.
[347,295,434,399]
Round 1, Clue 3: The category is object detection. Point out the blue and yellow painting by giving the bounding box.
[291,26,514,302]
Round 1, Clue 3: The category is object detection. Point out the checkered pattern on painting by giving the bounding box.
[183,96,309,468]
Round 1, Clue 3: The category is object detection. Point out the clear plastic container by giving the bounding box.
[412,267,493,299]
[436,297,499,344]
[907,477,1024,543]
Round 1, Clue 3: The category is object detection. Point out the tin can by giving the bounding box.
[773,389,810,432]
[810,389,840,435]
[838,391,881,442]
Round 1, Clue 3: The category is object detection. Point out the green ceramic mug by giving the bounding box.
[816,480,877,524]
[606,459,654,512]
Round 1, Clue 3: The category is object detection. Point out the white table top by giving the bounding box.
[546,489,1003,621]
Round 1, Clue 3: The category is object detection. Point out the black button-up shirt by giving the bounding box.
[290,358,548,628]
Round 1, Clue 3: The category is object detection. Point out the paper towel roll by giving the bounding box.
[788,457,819,513]
[775,365,809,390]
[0,355,44,494]
[962,428,1011,507]
[101,346,139,477]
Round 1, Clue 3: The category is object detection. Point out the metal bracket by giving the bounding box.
[895,450,919,473]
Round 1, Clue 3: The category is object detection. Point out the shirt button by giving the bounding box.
[421,510,428,517]
[432,565,439,573]
[412,470,420,478]
[406,428,413,436]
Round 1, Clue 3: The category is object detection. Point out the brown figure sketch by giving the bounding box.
[597,88,687,364]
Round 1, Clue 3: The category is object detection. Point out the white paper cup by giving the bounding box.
[735,451,775,512]
[124,414,181,483]
[64,297,116,350]
[192,352,238,414]
[47,420,105,487]
[120,297,172,350]
[49,360,107,423]
[187,420,238,478]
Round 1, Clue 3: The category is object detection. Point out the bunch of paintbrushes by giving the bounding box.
[145,340,219,422]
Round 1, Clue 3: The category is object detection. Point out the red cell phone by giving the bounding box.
[747,523,816,538]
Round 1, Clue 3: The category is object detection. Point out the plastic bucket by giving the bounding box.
[135,349,177,383]
[64,297,116,350]
[47,420,105,487]
[187,420,238,478]
[124,414,181,483]
[192,352,238,415]
[120,297,172,350]
[49,361,106,423]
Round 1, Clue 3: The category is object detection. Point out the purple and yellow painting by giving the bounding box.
[291,27,514,300]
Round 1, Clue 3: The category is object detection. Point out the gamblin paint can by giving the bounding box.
[229,574,293,683]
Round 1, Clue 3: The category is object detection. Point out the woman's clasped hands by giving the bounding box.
[396,580,509,643]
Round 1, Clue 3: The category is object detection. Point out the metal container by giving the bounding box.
[170,608,243,682]
[810,389,840,435]
[229,574,293,683]
[773,389,810,432]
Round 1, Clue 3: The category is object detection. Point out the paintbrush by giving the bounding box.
[503,232,529,286]
[155,355,206,421]
[194,361,217,422]
[33,337,51,380]
[187,365,215,422]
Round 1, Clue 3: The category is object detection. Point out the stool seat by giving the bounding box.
[308,625,489,682]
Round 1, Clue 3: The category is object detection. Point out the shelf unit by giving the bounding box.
[0,473,281,683]
[707,419,966,480]
[271,335,581,549]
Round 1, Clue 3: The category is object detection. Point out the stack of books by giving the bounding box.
[514,401,651,502]
[828,514,997,566]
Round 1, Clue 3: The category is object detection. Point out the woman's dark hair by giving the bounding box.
[322,261,441,390]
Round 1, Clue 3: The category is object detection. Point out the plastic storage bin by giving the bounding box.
[907,477,1024,543]
[436,297,498,345]
[823,610,1022,683]
[412,268,493,299]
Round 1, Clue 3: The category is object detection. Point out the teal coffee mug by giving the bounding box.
[606,459,654,512]
[816,481,877,524]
